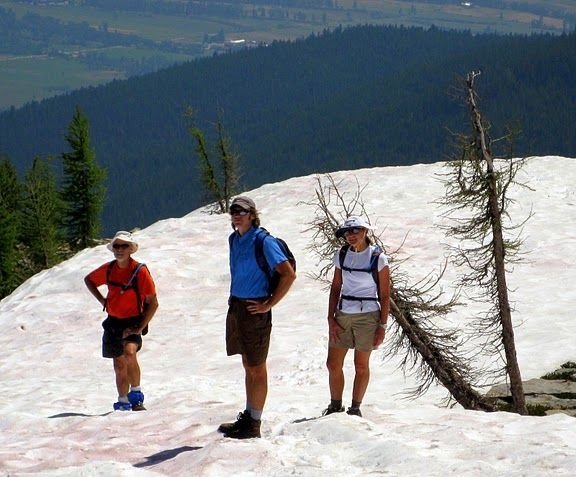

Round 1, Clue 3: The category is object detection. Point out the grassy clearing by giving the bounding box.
[0,55,123,109]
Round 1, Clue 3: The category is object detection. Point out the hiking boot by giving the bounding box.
[218,410,250,434]
[346,406,362,417]
[224,416,261,439]
[113,401,132,411]
[322,404,345,416]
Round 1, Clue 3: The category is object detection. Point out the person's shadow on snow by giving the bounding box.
[133,446,202,467]
[48,412,113,418]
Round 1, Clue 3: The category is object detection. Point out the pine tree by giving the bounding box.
[0,157,23,298]
[21,155,63,272]
[61,106,106,250]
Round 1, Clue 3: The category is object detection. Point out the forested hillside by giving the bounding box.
[0,24,575,235]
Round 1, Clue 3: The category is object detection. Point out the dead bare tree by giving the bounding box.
[437,71,530,414]
[302,174,495,411]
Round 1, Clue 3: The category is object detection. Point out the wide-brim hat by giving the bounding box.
[107,230,139,253]
[335,216,374,238]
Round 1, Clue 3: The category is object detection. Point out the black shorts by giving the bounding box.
[226,298,272,367]
[102,316,144,359]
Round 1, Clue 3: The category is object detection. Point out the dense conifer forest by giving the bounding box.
[0,24,574,235]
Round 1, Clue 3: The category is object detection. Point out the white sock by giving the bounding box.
[130,386,142,392]
[118,396,130,403]
[250,409,263,421]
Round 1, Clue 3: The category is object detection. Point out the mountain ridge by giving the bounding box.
[0,25,574,235]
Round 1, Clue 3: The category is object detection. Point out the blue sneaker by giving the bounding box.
[128,390,144,406]
[113,401,132,411]
[128,390,146,411]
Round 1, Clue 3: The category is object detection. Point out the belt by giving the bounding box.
[230,296,268,304]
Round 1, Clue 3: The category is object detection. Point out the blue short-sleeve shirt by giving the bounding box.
[229,227,288,298]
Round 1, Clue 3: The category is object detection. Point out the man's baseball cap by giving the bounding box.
[230,196,255,211]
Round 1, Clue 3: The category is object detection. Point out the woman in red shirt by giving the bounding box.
[85,231,158,411]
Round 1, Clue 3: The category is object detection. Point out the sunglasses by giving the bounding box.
[112,243,131,250]
[229,208,250,216]
[343,227,364,236]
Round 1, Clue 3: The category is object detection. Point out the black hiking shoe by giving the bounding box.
[218,410,250,434]
[346,406,362,417]
[224,416,261,439]
[322,404,345,416]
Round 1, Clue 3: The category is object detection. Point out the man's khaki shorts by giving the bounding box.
[331,309,379,352]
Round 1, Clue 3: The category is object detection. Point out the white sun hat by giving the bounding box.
[335,216,374,238]
[107,230,139,253]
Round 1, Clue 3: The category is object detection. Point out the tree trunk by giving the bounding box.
[466,72,528,415]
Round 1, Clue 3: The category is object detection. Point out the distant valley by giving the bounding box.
[1,0,575,111]
[0,2,575,235]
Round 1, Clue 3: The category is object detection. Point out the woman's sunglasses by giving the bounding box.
[343,227,364,236]
[112,243,131,250]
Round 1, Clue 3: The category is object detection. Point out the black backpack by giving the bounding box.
[255,228,296,295]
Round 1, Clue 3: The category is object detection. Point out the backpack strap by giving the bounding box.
[254,227,272,276]
[105,260,146,313]
[131,263,145,313]
[338,245,382,309]
[370,247,382,288]
[339,245,380,276]
[338,244,350,270]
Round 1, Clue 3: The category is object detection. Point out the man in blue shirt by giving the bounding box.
[218,196,296,439]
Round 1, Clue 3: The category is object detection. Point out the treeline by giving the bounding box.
[0,6,140,54]
[477,0,574,21]
[0,25,575,236]
[397,1,576,30]
[84,0,333,25]
[0,107,105,299]
[1,3,210,78]
[85,0,336,15]
[0,6,201,66]
[13,0,576,29]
